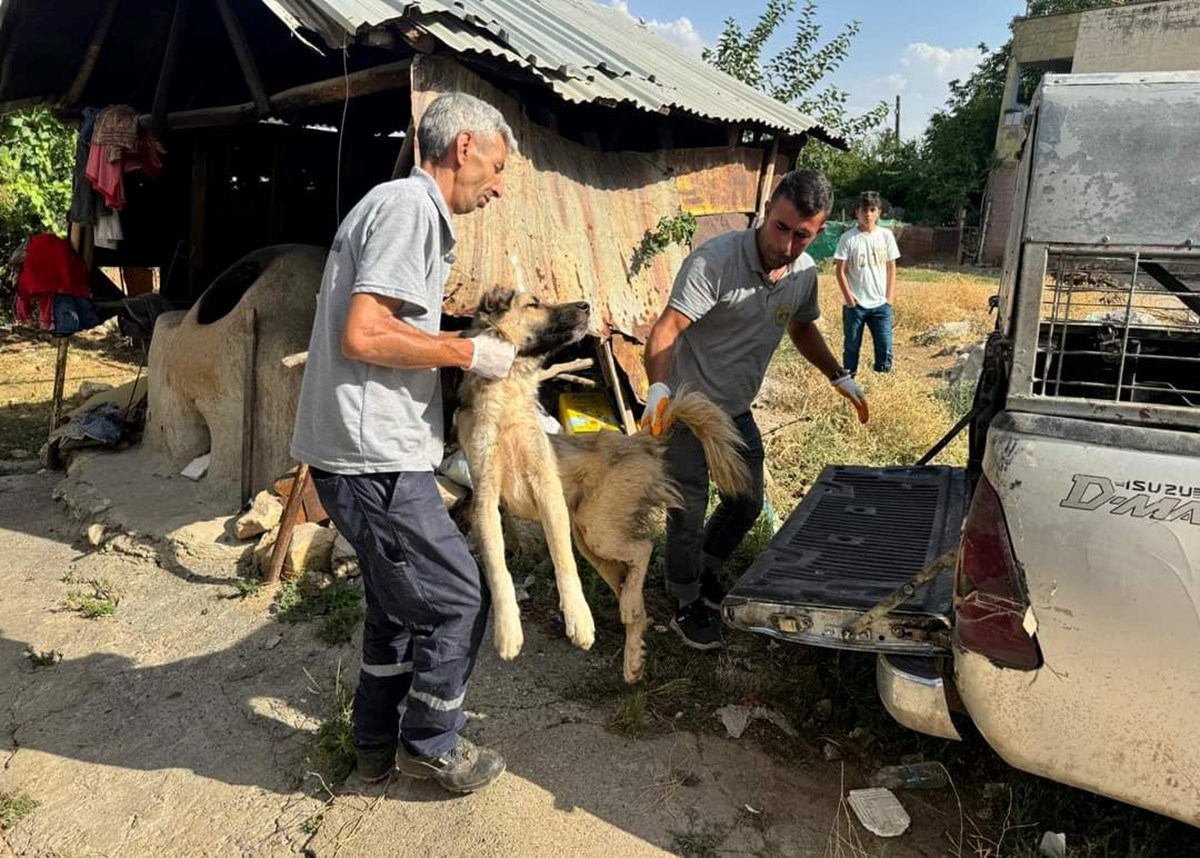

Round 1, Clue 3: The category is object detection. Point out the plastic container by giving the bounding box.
[866,762,949,791]
[558,391,620,435]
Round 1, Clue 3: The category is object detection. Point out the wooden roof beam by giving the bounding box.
[215,0,271,116]
[62,0,121,108]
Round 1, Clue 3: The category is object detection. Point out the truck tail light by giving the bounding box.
[954,476,1042,670]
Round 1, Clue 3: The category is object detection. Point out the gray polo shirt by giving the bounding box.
[290,167,456,474]
[667,228,820,416]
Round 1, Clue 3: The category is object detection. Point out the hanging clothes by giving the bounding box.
[15,234,92,330]
[83,105,167,214]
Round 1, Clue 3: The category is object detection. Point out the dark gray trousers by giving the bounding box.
[664,411,765,607]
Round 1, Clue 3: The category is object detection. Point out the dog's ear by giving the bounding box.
[477,287,515,317]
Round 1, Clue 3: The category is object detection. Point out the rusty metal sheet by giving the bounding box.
[692,213,751,252]
[413,55,688,345]
[672,147,763,216]
[611,333,649,404]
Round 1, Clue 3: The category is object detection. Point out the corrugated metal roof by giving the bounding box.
[259,0,844,145]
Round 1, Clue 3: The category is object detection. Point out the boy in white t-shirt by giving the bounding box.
[833,191,901,374]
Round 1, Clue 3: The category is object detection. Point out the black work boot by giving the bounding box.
[699,570,728,610]
[396,737,506,794]
[355,744,397,782]
[670,600,723,650]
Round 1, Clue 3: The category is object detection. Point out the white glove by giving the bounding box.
[467,334,516,380]
[832,372,869,424]
[641,382,672,436]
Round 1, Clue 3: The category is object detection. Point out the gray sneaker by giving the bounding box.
[396,737,506,794]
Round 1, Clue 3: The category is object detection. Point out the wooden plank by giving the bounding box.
[671,147,762,215]
[151,0,189,132]
[597,338,637,435]
[266,463,309,586]
[63,0,121,108]
[241,308,258,506]
[215,0,271,115]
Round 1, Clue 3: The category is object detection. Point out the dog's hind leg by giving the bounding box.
[576,538,648,684]
[533,477,595,651]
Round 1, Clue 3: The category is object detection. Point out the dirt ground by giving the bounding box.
[3,267,1195,856]
[0,463,957,857]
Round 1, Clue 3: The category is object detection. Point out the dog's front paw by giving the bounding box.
[561,597,595,650]
[492,608,524,660]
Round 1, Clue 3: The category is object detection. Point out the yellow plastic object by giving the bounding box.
[558,391,621,434]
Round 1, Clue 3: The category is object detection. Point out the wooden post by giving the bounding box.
[151,0,189,133]
[189,139,207,297]
[215,0,271,116]
[391,120,416,180]
[596,338,637,435]
[240,308,258,507]
[63,0,121,107]
[955,207,967,266]
[48,338,70,433]
[754,136,782,221]
[266,464,309,585]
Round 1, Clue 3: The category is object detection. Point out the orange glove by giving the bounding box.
[832,372,869,424]
[641,382,672,436]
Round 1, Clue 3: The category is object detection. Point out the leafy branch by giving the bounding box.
[631,210,698,275]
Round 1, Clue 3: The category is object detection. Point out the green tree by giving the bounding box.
[0,109,75,263]
[703,0,888,141]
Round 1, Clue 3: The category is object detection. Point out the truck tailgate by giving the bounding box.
[724,466,968,655]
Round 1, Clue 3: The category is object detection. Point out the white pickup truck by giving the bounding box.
[725,72,1200,826]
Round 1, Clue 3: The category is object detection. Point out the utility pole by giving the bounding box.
[894,95,901,145]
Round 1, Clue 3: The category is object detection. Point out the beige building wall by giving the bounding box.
[982,0,1200,265]
[1074,0,1200,72]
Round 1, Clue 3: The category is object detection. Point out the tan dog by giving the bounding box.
[456,288,749,682]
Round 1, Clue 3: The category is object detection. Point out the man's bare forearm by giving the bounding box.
[788,320,843,380]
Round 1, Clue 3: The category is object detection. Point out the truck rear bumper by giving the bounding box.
[876,654,961,741]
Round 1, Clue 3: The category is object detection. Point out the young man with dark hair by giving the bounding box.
[642,170,870,649]
[834,190,901,375]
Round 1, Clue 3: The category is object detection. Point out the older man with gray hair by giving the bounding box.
[291,92,516,793]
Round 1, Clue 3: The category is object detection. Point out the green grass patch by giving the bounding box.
[0,790,39,830]
[305,663,357,786]
[274,579,363,645]
[64,578,120,618]
[25,648,61,668]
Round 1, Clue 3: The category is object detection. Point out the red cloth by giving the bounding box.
[85,142,125,209]
[15,234,90,328]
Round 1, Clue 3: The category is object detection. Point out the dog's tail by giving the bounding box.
[659,390,751,497]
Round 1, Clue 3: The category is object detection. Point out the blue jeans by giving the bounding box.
[842,303,893,374]
[664,412,765,607]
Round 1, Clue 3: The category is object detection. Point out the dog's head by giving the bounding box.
[470,287,590,359]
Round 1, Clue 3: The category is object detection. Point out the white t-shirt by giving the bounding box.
[833,226,900,309]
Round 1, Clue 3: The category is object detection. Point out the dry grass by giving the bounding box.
[760,268,997,515]
[0,325,142,456]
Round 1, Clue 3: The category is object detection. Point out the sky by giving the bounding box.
[608,1,1028,139]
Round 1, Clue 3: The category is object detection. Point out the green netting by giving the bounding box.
[806,220,898,262]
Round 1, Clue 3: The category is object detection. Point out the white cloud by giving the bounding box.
[900,42,984,82]
[607,1,706,56]
[847,42,985,140]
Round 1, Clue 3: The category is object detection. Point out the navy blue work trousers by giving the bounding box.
[310,469,489,758]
